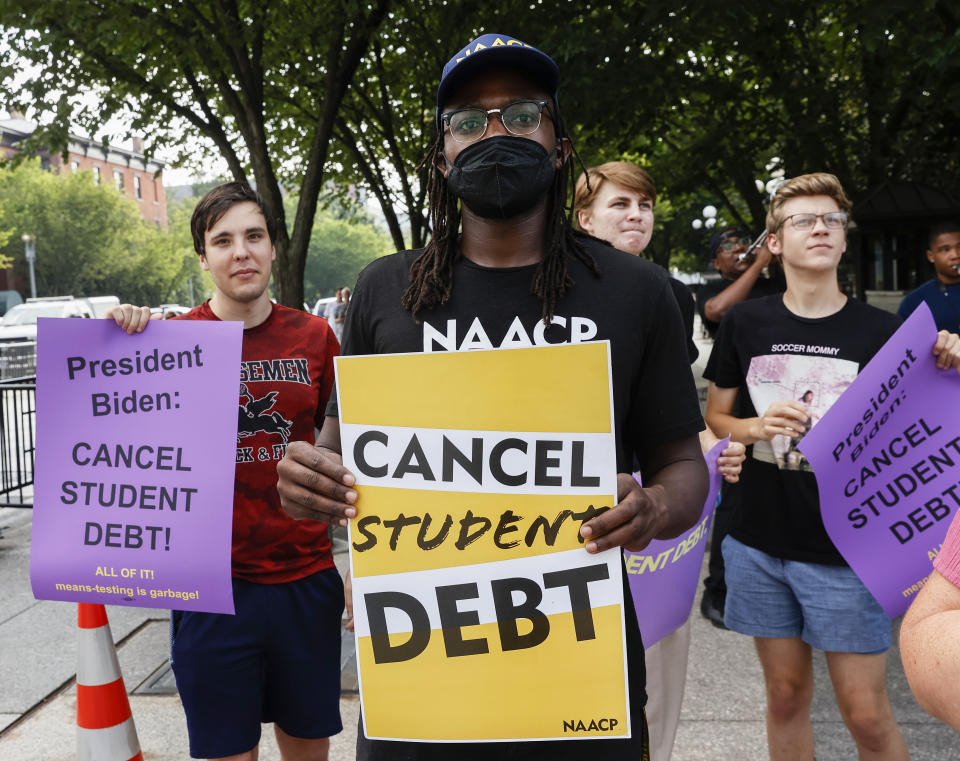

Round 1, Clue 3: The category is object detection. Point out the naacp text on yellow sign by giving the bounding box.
[338,342,629,742]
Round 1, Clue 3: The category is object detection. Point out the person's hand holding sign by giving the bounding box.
[579,475,668,554]
[579,435,707,554]
[932,330,960,372]
[276,429,358,527]
[105,304,155,334]
[699,430,746,483]
[716,440,747,483]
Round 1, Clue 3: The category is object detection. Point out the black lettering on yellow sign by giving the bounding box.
[353,431,601,488]
[364,563,610,664]
[562,717,619,732]
[352,506,610,553]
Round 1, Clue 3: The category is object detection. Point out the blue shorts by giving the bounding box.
[722,536,891,654]
[171,567,345,759]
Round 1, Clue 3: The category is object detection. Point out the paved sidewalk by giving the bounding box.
[3,504,958,760]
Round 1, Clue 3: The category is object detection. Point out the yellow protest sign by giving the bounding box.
[338,342,629,742]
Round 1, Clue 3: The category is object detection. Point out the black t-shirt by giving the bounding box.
[669,277,698,363]
[704,294,901,564]
[696,273,785,339]
[336,235,704,759]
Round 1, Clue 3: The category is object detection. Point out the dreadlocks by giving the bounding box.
[401,102,600,324]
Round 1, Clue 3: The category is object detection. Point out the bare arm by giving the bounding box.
[580,434,708,553]
[900,570,960,730]
[703,246,772,323]
[704,332,960,448]
[276,415,357,526]
[705,382,808,446]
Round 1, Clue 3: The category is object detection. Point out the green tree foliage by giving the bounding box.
[543,0,960,269]
[0,160,198,304]
[293,198,392,303]
[327,2,475,251]
[156,195,209,308]
[0,0,392,308]
[5,1,958,282]
[331,1,960,270]
[0,210,11,270]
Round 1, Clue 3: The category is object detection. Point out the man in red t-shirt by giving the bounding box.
[108,182,342,761]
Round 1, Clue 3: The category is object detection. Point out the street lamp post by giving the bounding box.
[691,204,719,232]
[21,234,37,299]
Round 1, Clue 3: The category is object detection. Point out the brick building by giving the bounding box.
[0,116,167,227]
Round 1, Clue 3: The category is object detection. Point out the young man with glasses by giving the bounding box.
[277,32,708,761]
[697,226,784,340]
[703,173,960,760]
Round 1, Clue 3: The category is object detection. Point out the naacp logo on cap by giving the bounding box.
[436,32,559,128]
[450,34,533,68]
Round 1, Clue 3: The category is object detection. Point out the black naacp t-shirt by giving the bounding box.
[705,294,901,564]
[333,234,704,760]
[696,273,785,339]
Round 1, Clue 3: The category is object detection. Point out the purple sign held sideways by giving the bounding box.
[30,318,243,614]
[625,438,727,648]
[799,303,960,618]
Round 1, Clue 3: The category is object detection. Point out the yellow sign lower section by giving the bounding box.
[357,604,628,741]
[341,343,626,742]
[336,342,612,433]
[351,485,616,576]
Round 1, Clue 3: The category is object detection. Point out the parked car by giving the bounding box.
[150,304,191,319]
[0,296,95,344]
[84,295,121,319]
[0,290,23,316]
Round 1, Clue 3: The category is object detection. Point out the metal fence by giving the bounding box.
[0,375,36,507]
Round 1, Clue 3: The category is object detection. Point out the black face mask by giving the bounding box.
[445,136,556,219]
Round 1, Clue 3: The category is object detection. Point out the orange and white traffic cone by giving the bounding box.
[76,603,143,761]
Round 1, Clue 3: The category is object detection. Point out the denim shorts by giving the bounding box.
[171,567,345,758]
[722,535,891,654]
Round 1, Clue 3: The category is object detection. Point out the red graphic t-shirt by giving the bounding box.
[178,301,339,582]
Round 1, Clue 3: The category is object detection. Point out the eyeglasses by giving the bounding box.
[718,237,752,252]
[781,212,848,231]
[441,99,552,143]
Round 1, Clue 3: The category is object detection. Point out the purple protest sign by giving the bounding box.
[799,303,960,618]
[625,438,727,648]
[30,317,242,614]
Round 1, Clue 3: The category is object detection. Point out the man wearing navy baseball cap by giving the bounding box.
[697,226,784,340]
[277,32,708,760]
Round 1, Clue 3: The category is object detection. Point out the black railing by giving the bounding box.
[0,375,36,507]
